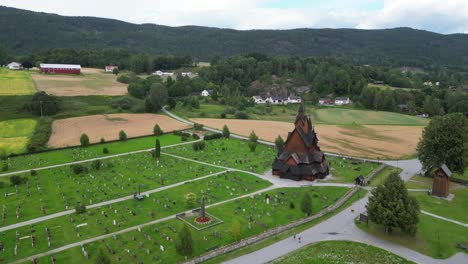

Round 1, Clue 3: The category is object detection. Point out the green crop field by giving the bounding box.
[0,68,36,95]
[0,119,37,155]
[272,240,414,264]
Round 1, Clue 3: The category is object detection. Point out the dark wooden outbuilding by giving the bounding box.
[432,164,451,198]
[272,104,329,181]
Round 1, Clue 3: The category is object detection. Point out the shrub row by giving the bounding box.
[27,117,53,152]
[204,133,223,141]
[192,141,206,151]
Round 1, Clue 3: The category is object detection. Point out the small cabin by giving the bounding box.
[432,164,451,198]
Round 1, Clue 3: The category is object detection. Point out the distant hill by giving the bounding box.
[1,6,468,67]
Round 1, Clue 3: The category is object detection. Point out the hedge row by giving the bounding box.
[27,117,53,152]
[204,133,223,141]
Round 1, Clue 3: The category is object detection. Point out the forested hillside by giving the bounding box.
[1,6,468,68]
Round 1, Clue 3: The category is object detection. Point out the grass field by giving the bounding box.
[0,68,36,95]
[356,214,468,259]
[271,240,414,264]
[0,119,37,155]
[29,186,350,264]
[410,188,468,223]
[369,166,403,187]
[325,157,379,183]
[368,83,417,92]
[31,68,127,96]
[3,133,190,172]
[405,174,433,189]
[1,172,272,262]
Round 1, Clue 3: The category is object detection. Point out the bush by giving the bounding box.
[193,123,204,130]
[153,124,164,136]
[80,133,90,146]
[10,175,22,185]
[119,130,127,141]
[2,162,8,172]
[249,131,258,142]
[192,141,206,151]
[290,201,295,209]
[248,142,257,152]
[181,136,188,142]
[75,202,87,214]
[173,131,191,138]
[71,164,87,175]
[222,125,230,138]
[116,71,137,84]
[220,112,226,118]
[91,160,102,170]
[103,147,109,154]
[204,133,223,140]
[192,134,200,139]
[100,138,106,144]
[234,111,249,119]
[27,117,53,152]
[30,170,37,176]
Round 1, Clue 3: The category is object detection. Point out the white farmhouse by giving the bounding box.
[7,62,22,70]
[201,90,213,97]
[335,97,350,105]
[252,96,266,104]
[287,96,301,104]
[266,96,286,105]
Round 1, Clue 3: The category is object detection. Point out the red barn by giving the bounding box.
[40,64,81,75]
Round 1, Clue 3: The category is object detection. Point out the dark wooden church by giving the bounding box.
[272,104,329,181]
[432,164,452,198]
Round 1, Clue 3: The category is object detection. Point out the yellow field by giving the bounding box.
[0,68,36,95]
[0,119,37,155]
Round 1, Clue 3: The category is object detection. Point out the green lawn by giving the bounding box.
[2,171,272,262]
[369,166,402,187]
[0,119,37,155]
[325,156,379,183]
[356,214,468,259]
[4,133,190,172]
[0,68,36,95]
[452,169,468,181]
[410,188,468,223]
[271,240,414,264]
[31,186,350,264]
[163,138,276,174]
[405,174,433,189]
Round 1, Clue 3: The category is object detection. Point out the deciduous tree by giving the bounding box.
[176,224,193,256]
[80,134,90,146]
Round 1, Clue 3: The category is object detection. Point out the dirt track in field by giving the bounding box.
[32,68,128,96]
[191,118,424,159]
[48,114,190,147]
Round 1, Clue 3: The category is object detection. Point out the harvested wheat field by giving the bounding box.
[49,114,190,147]
[32,68,128,96]
[192,118,424,159]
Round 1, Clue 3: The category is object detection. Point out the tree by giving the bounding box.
[91,160,102,170]
[145,83,168,112]
[300,193,312,216]
[119,130,127,141]
[275,135,284,150]
[417,113,467,174]
[153,124,163,136]
[366,173,420,235]
[248,142,257,152]
[10,175,22,186]
[22,61,33,70]
[75,202,87,214]
[222,125,230,138]
[423,96,443,116]
[249,131,258,143]
[176,224,193,256]
[30,92,59,116]
[231,219,241,241]
[167,97,177,109]
[185,192,196,205]
[80,134,90,146]
[94,247,111,264]
[155,139,161,160]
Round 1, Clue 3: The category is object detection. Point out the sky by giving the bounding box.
[1,0,467,34]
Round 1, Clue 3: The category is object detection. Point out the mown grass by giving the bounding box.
[31,186,350,264]
[3,133,190,172]
[325,157,379,183]
[0,119,37,155]
[405,175,433,189]
[271,240,414,264]
[0,68,36,95]
[369,166,403,187]
[356,213,468,259]
[410,188,468,223]
[2,172,272,262]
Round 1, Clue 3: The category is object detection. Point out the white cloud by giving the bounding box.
[0,0,467,33]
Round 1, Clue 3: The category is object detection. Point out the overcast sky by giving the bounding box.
[1,0,467,34]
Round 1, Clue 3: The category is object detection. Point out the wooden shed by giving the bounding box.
[432,164,451,198]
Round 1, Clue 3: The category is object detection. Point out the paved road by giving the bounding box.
[0,140,201,178]
[225,159,468,264]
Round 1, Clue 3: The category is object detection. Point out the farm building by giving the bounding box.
[287,96,302,104]
[253,96,266,104]
[201,90,213,97]
[272,104,329,181]
[7,62,22,70]
[431,164,451,198]
[319,98,332,105]
[105,66,118,73]
[40,64,81,74]
[335,97,350,105]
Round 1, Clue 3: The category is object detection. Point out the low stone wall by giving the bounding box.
[185,186,360,264]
